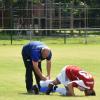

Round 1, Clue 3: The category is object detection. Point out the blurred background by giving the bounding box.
[0,0,100,44]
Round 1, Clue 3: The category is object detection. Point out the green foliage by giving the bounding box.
[32,0,41,3]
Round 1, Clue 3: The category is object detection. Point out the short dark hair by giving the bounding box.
[85,90,96,96]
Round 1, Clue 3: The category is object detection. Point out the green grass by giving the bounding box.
[0,35,100,45]
[0,43,100,100]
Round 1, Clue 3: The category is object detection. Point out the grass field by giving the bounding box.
[0,43,100,100]
[0,35,100,45]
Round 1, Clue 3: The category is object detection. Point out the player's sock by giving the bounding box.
[40,87,48,92]
[40,80,52,87]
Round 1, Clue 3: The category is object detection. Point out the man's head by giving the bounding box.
[84,89,96,96]
[41,47,51,59]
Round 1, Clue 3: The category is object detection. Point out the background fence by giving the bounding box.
[0,1,100,45]
[0,29,100,45]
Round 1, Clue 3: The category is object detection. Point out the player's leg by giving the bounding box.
[46,78,60,95]
[40,80,53,92]
[46,66,69,95]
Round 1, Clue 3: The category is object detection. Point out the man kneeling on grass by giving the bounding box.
[45,65,96,96]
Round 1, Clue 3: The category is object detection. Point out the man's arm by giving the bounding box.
[46,60,51,79]
[32,61,47,80]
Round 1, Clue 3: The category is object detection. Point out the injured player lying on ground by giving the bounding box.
[31,65,96,96]
[45,65,96,96]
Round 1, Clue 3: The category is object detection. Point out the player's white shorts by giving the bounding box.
[56,66,70,86]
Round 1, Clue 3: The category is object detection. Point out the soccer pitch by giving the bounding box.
[0,44,100,100]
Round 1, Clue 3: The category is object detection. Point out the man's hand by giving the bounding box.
[46,75,50,80]
[41,75,47,81]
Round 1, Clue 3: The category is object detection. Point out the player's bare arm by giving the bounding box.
[67,83,75,96]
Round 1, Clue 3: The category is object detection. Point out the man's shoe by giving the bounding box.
[27,85,39,94]
[32,85,39,94]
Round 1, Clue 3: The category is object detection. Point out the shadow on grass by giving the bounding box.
[19,92,48,96]
[60,95,85,97]
[19,92,39,95]
[19,92,85,97]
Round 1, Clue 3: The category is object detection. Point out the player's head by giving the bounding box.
[84,89,96,96]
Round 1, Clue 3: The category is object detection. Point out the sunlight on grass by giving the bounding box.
[0,44,100,100]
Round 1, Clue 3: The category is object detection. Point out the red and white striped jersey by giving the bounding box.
[65,65,94,90]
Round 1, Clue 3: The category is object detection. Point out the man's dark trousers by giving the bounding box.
[22,46,42,92]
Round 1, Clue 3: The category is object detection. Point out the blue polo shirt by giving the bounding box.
[23,41,52,62]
